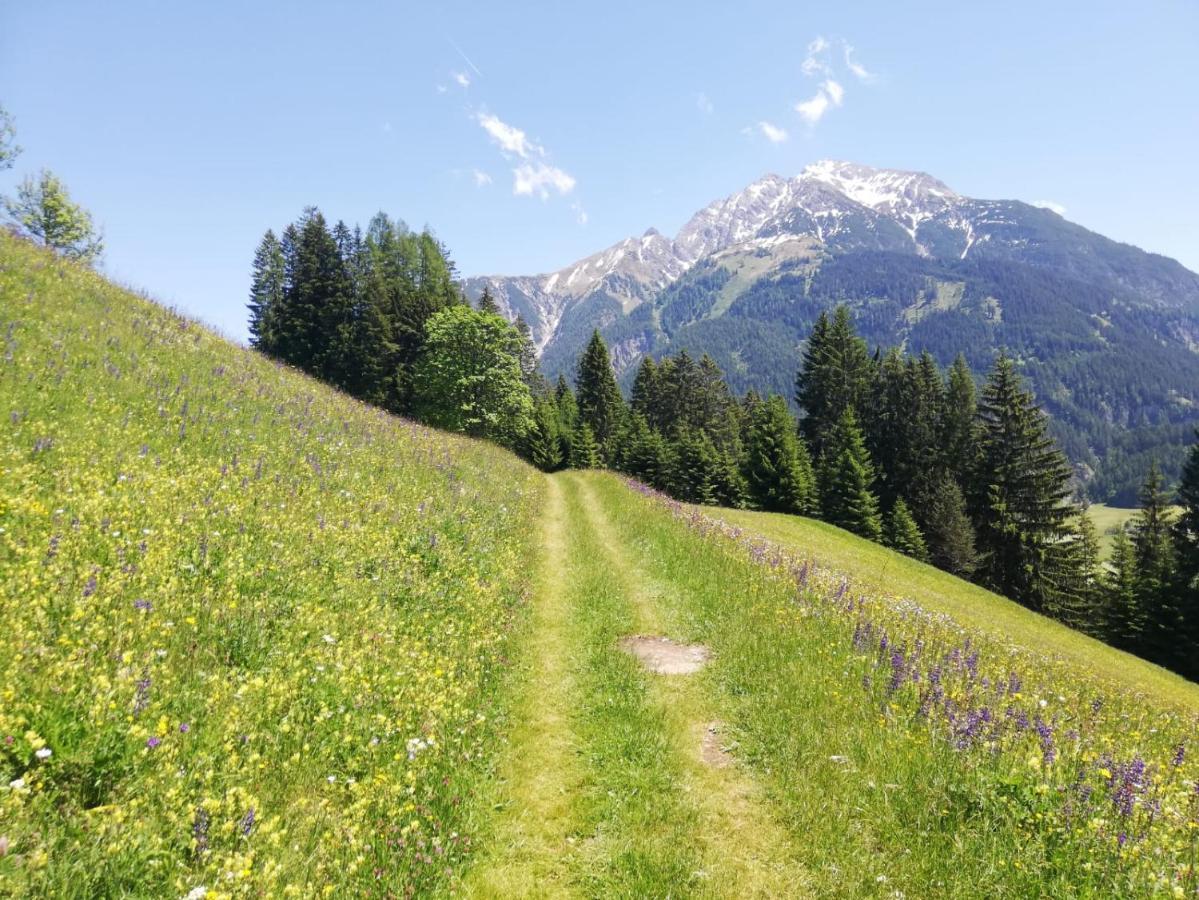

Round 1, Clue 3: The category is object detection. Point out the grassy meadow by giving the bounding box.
[0,234,542,897]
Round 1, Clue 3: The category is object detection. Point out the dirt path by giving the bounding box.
[570,474,810,898]
[466,472,808,897]
[463,475,583,898]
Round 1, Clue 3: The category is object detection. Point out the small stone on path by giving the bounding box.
[701,721,734,768]
[620,635,710,675]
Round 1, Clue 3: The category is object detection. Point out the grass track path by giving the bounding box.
[465,472,809,898]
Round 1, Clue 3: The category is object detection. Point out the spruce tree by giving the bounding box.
[1057,512,1106,636]
[514,316,546,396]
[1130,463,1180,665]
[248,229,286,354]
[942,353,979,487]
[669,428,719,505]
[973,353,1079,612]
[620,415,671,489]
[885,499,929,561]
[1174,431,1199,674]
[527,400,564,472]
[819,407,882,541]
[477,284,501,316]
[1106,529,1144,651]
[795,306,872,459]
[924,476,978,578]
[744,395,816,515]
[630,355,660,423]
[575,330,624,460]
[570,422,599,469]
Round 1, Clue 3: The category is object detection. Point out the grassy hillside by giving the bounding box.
[0,234,542,897]
[710,506,1199,711]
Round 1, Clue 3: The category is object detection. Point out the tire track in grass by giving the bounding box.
[463,475,584,898]
[571,472,812,898]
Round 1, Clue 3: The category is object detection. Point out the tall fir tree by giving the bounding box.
[477,284,501,316]
[819,407,883,541]
[247,229,286,354]
[1129,462,1180,666]
[743,395,817,515]
[942,353,979,487]
[630,356,661,423]
[527,399,564,472]
[569,421,599,469]
[1106,529,1144,651]
[972,353,1079,612]
[575,330,624,461]
[1172,431,1199,663]
[795,306,872,459]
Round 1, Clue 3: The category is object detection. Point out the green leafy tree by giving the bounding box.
[411,305,534,448]
[248,230,286,354]
[885,499,929,561]
[819,407,882,541]
[744,395,816,515]
[3,169,103,263]
[973,353,1079,612]
[575,330,624,460]
[924,476,979,578]
[0,103,20,170]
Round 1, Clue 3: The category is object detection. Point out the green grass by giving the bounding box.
[709,505,1199,712]
[0,234,543,897]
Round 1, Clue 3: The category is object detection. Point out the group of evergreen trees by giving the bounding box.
[545,307,1199,679]
[247,209,540,448]
[246,219,1198,679]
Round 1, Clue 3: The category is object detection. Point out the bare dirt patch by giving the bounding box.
[620,635,710,675]
[700,721,734,768]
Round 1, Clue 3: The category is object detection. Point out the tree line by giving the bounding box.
[246,216,1199,681]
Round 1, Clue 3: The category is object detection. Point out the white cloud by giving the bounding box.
[436,84,448,94]
[802,36,832,77]
[453,71,471,88]
[472,169,493,187]
[1032,200,1067,216]
[758,121,789,143]
[796,90,832,124]
[823,79,844,106]
[843,43,873,82]
[477,113,539,158]
[571,201,588,225]
[513,163,576,199]
[696,92,714,115]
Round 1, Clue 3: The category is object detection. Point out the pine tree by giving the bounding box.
[819,407,882,541]
[555,375,579,464]
[743,395,816,515]
[1106,529,1144,651]
[477,284,501,316]
[630,356,660,423]
[1130,462,1180,665]
[973,353,1079,612]
[669,428,719,505]
[1173,432,1199,675]
[248,229,286,354]
[942,353,979,487]
[620,415,671,489]
[1056,512,1106,636]
[575,330,624,460]
[795,306,872,459]
[885,499,929,561]
[527,400,564,472]
[924,476,979,578]
[514,316,546,396]
[569,421,599,469]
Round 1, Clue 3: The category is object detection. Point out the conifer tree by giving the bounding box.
[819,407,882,541]
[477,284,501,316]
[620,414,671,489]
[669,428,719,505]
[942,353,978,486]
[744,395,816,515]
[1130,462,1180,664]
[1056,511,1106,636]
[885,499,929,561]
[924,476,979,578]
[575,330,624,460]
[527,400,564,472]
[1106,529,1143,651]
[1172,431,1199,631]
[555,375,579,463]
[973,353,1079,612]
[248,229,286,354]
[570,421,599,469]
[795,306,872,459]
[514,316,546,396]
[630,355,660,423]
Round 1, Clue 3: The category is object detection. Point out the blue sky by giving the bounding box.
[2,0,1196,340]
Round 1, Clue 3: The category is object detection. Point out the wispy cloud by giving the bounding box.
[475,111,577,200]
[758,121,789,143]
[794,38,865,128]
[453,70,471,89]
[571,201,588,225]
[696,92,714,115]
[1032,200,1067,216]
[472,169,492,187]
[447,36,483,77]
[513,163,576,199]
[477,112,538,158]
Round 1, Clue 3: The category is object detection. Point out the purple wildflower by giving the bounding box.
[240,806,256,837]
[146,736,160,749]
[133,598,152,612]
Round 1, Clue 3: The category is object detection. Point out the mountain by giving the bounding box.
[464,161,1199,502]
